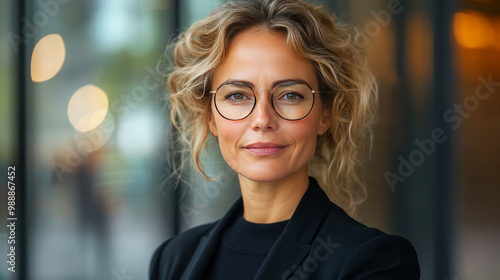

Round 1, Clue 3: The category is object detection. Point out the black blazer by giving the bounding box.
[150,178,420,279]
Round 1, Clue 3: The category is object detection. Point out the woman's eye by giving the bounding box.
[226,92,247,100]
[278,91,304,101]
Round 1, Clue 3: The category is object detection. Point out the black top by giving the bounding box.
[150,177,420,280]
[203,214,289,280]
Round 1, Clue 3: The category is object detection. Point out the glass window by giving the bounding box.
[23,0,177,278]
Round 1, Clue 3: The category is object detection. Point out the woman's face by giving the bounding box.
[209,27,330,183]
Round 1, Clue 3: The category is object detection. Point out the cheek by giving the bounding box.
[291,124,319,151]
[213,117,245,157]
[290,115,324,156]
[217,122,241,143]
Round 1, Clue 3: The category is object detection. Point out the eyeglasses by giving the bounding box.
[210,80,318,121]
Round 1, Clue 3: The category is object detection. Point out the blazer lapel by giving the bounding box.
[179,235,218,280]
[180,198,244,280]
[254,178,331,280]
[253,235,311,280]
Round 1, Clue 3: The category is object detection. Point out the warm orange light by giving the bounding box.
[68,85,109,132]
[31,34,66,82]
[495,18,500,50]
[405,13,433,102]
[453,11,496,49]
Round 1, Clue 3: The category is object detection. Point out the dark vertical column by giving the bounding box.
[431,0,455,279]
[392,1,414,239]
[15,0,27,279]
[173,0,182,36]
[172,0,182,236]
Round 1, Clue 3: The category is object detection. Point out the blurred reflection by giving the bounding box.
[31,34,66,82]
[68,84,109,132]
[73,113,115,154]
[454,11,496,49]
[75,150,111,278]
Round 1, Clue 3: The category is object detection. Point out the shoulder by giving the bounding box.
[340,233,420,278]
[309,203,420,279]
[320,203,386,246]
[149,222,216,280]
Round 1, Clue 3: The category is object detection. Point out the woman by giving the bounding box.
[150,0,420,279]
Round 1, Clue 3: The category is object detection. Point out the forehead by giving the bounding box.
[213,27,317,89]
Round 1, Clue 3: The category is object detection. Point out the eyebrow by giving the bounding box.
[219,78,309,89]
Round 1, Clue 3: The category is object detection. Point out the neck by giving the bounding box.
[239,167,309,224]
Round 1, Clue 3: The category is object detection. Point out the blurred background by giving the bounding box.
[0,0,499,279]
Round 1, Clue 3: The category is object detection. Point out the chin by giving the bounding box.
[238,168,288,183]
[237,164,306,183]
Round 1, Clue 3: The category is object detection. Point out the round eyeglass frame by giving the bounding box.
[209,81,318,121]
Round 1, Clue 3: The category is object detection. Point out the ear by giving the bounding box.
[317,106,331,136]
[208,109,218,137]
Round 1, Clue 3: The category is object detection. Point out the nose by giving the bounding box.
[250,93,278,131]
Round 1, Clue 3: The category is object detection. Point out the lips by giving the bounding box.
[243,142,288,156]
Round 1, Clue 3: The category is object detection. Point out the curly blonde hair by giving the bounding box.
[165,0,378,217]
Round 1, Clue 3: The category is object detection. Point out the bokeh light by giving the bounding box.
[117,109,161,158]
[454,11,496,49]
[31,34,66,82]
[68,84,109,132]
